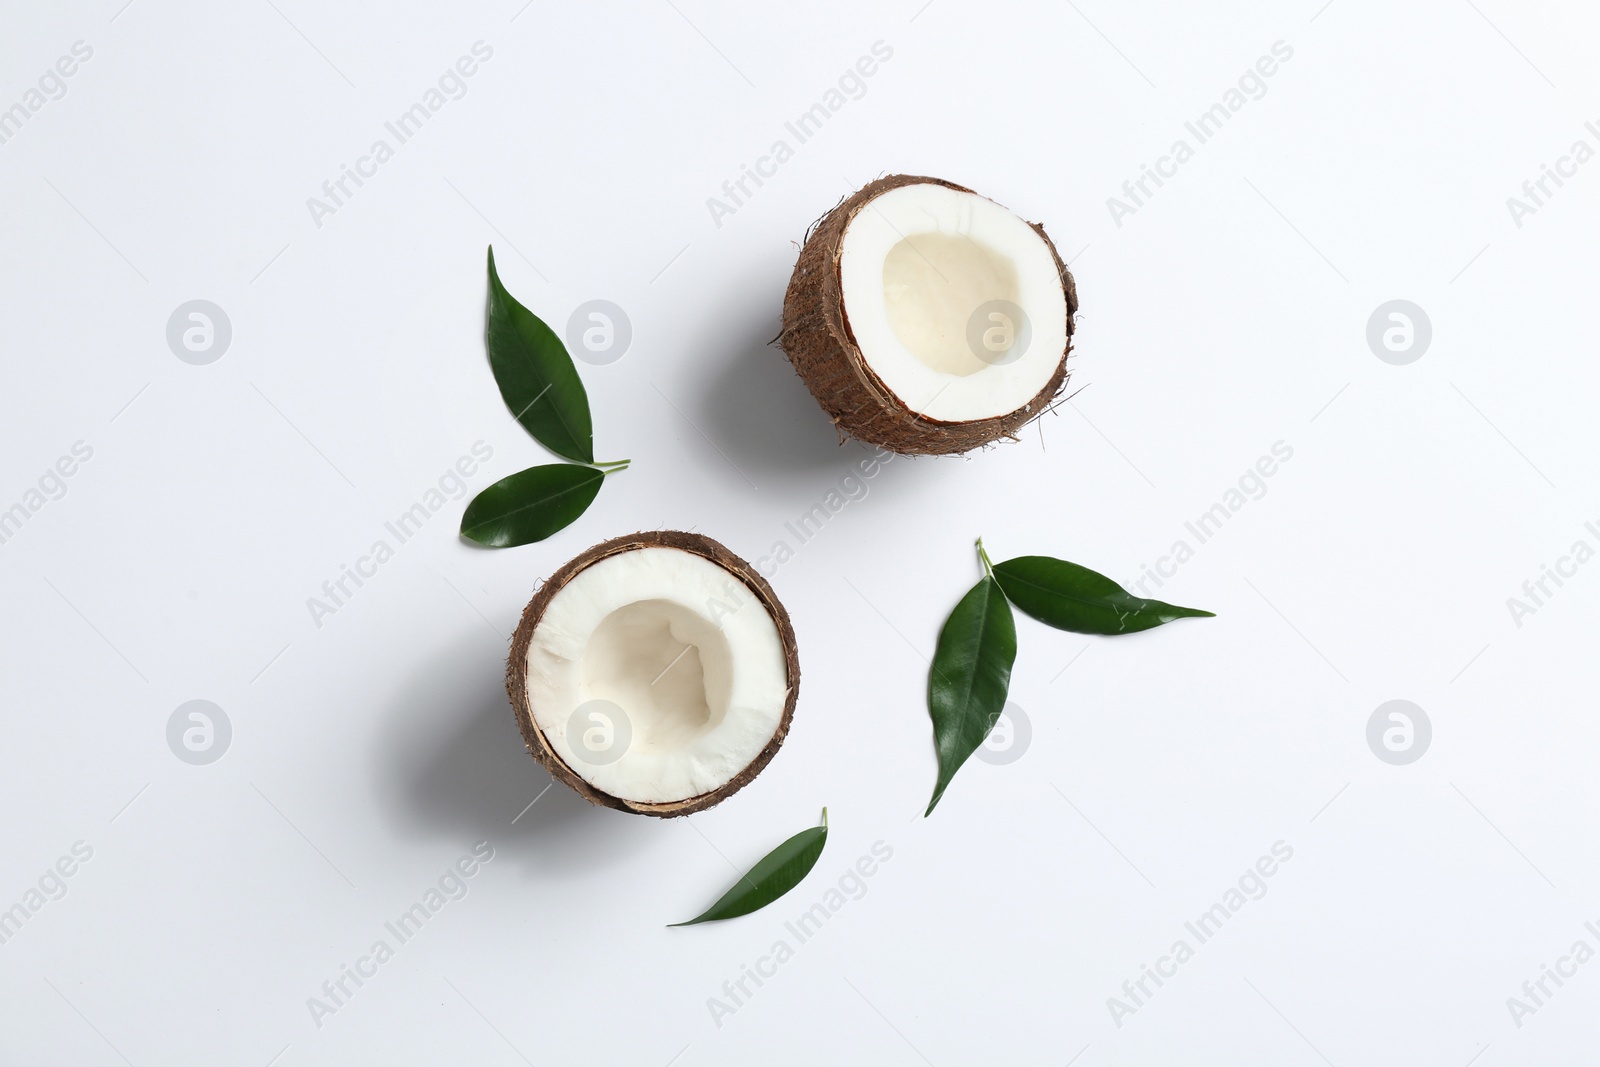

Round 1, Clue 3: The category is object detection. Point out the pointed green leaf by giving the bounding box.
[670,810,829,927]
[460,463,606,547]
[486,247,594,464]
[992,555,1214,636]
[926,576,1017,816]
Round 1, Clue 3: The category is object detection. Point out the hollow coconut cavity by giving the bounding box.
[507,531,798,817]
[779,175,1078,455]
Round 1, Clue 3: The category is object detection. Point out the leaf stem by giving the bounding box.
[821,806,828,829]
[593,458,631,473]
[976,537,996,578]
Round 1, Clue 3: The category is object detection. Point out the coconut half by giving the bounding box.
[779,175,1078,455]
[507,531,799,817]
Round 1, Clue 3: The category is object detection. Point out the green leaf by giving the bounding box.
[460,463,610,547]
[992,555,1215,636]
[486,247,594,464]
[670,810,829,927]
[926,576,1017,816]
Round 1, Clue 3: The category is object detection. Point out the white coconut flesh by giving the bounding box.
[838,181,1069,423]
[522,547,789,805]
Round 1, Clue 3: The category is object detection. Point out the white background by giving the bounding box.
[3,1,1598,1064]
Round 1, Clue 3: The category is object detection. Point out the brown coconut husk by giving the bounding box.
[777,174,1078,456]
[506,530,799,818]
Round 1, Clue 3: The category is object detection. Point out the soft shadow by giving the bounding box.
[373,633,654,874]
[694,312,850,487]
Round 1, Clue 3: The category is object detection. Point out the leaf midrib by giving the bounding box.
[945,581,1003,734]
[465,472,598,531]
[997,567,1142,611]
[489,249,590,461]
[502,303,586,458]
